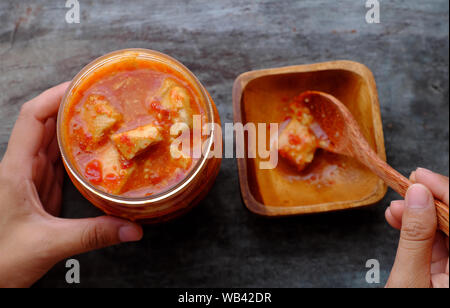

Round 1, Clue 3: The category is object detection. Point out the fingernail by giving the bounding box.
[409,171,416,183]
[119,225,142,242]
[406,184,432,209]
[390,200,404,209]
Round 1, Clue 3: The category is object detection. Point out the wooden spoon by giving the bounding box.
[297,91,449,236]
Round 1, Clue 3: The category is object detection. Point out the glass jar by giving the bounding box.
[57,49,222,223]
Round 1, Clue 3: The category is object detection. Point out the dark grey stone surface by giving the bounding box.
[0,0,448,288]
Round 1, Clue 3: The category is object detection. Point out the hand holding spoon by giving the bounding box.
[297,91,449,236]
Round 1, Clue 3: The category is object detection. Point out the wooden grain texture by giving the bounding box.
[300,91,449,235]
[0,0,448,288]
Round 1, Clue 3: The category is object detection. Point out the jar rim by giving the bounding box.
[57,48,215,205]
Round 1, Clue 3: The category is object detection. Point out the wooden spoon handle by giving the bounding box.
[353,148,449,236]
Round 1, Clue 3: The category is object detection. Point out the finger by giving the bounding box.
[47,216,143,259]
[385,207,402,230]
[3,83,69,175]
[55,159,64,187]
[45,178,62,217]
[390,200,405,223]
[32,152,47,192]
[47,135,60,164]
[41,118,56,153]
[409,171,417,183]
[430,230,448,276]
[431,273,449,288]
[45,162,64,216]
[415,168,449,205]
[39,161,55,208]
[32,118,56,189]
[386,184,437,288]
[431,259,448,275]
[431,232,449,264]
[23,82,70,122]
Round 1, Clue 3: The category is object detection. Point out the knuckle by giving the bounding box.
[80,224,111,250]
[401,219,434,242]
[19,101,33,117]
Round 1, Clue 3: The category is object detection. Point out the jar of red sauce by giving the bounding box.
[57,49,222,223]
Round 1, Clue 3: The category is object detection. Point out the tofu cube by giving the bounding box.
[97,143,136,194]
[82,95,121,142]
[289,99,315,126]
[111,123,163,160]
[169,145,192,170]
[155,79,193,128]
[278,118,318,172]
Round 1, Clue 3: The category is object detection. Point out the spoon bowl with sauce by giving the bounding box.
[295,91,449,235]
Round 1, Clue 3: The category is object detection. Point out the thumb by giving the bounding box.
[47,216,143,259]
[387,184,437,288]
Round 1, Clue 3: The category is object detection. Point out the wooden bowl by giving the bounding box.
[233,61,387,216]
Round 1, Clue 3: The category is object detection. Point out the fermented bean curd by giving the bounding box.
[63,54,207,197]
[58,49,221,222]
[278,94,330,172]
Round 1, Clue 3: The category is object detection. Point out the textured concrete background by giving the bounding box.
[0,0,448,288]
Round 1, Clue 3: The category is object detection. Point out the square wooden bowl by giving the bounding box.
[233,61,387,216]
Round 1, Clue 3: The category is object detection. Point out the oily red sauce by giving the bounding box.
[63,58,206,197]
[276,95,348,186]
[277,150,347,187]
[85,160,102,184]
